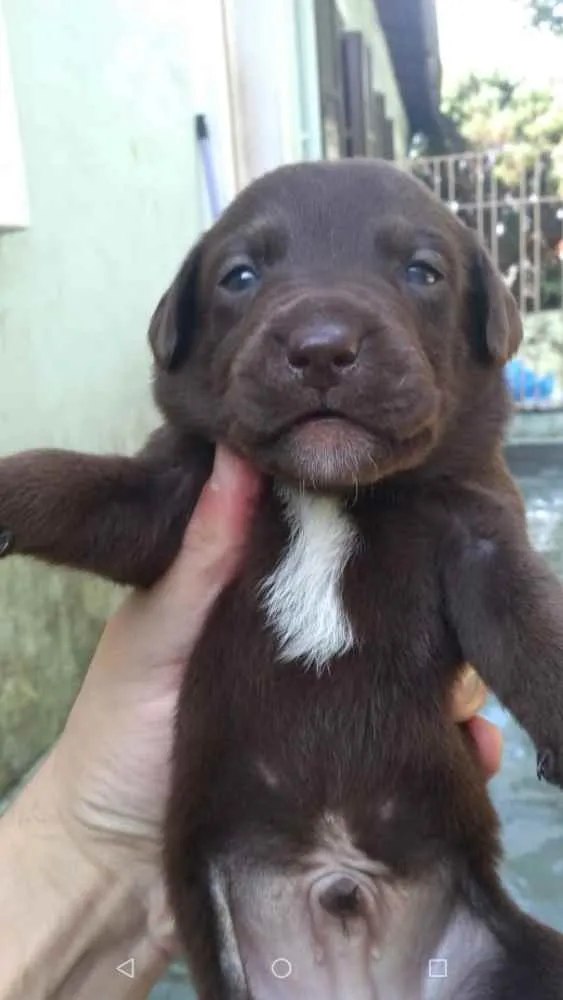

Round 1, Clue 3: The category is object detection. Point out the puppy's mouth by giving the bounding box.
[253,409,436,490]
[292,409,349,426]
[272,409,432,450]
[288,411,371,451]
[268,409,368,440]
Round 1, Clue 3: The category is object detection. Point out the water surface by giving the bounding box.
[486,450,563,931]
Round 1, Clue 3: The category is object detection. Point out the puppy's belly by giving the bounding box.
[208,813,501,1000]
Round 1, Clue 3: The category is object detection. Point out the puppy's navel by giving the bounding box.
[260,487,357,672]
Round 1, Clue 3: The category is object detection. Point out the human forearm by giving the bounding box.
[0,751,174,1000]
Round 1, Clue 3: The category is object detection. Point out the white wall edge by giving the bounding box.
[0,0,30,230]
[223,0,306,182]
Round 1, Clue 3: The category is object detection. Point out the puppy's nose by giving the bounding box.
[287,323,360,389]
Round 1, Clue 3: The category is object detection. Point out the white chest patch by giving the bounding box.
[260,488,357,672]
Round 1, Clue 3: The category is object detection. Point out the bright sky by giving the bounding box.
[435,0,563,92]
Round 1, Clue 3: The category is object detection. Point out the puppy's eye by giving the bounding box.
[219,264,260,293]
[405,261,443,286]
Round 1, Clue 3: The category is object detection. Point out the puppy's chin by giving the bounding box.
[254,418,436,492]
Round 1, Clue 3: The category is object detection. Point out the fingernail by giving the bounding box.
[461,666,481,701]
[459,667,488,715]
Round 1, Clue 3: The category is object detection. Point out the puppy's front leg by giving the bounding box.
[0,430,212,587]
[441,507,563,788]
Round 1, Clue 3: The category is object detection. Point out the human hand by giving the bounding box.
[451,666,502,780]
[0,445,263,1000]
[48,447,261,879]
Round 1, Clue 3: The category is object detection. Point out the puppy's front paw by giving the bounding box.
[537,747,563,788]
[0,527,14,557]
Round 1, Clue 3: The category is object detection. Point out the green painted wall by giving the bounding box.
[0,0,208,793]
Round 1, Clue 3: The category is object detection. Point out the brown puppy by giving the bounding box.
[1,159,563,999]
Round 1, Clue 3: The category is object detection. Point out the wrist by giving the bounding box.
[0,751,178,1000]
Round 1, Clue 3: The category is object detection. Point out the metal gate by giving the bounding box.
[404,148,563,412]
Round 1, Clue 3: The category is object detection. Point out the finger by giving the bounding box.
[167,445,260,585]
[451,665,489,722]
[148,446,262,636]
[466,715,504,780]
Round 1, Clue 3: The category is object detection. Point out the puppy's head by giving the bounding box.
[149,160,522,490]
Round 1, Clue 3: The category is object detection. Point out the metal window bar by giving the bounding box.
[404,145,563,414]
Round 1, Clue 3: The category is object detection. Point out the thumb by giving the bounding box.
[149,446,262,643]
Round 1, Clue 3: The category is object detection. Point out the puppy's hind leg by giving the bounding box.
[208,861,251,1000]
[167,856,250,1000]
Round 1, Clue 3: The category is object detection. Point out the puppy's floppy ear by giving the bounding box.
[148,240,203,371]
[468,241,523,365]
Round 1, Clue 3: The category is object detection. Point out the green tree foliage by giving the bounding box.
[524,0,563,33]
[443,74,563,154]
[442,74,563,192]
